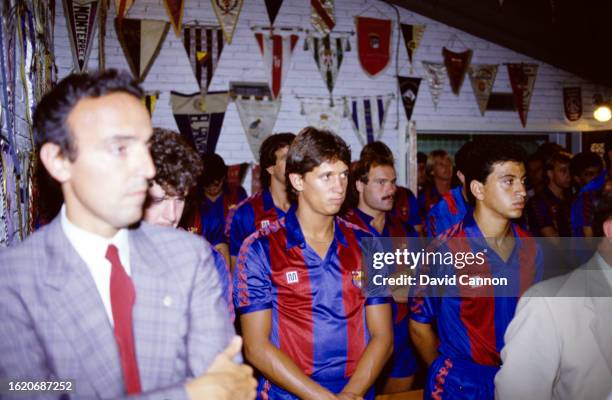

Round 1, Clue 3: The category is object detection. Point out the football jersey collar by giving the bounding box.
[285,206,348,250]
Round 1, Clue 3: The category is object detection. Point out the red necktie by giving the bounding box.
[105,244,141,394]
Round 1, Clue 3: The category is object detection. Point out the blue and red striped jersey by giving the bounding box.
[344,207,418,238]
[235,207,391,397]
[200,185,247,245]
[417,183,444,222]
[392,186,422,228]
[225,190,287,257]
[526,186,572,236]
[571,170,606,237]
[426,186,472,237]
[410,212,542,366]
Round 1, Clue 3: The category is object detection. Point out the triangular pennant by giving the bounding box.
[227,162,250,186]
[300,98,345,133]
[308,34,349,95]
[356,16,392,77]
[311,0,335,35]
[468,64,498,116]
[211,0,244,44]
[507,63,538,127]
[442,47,472,95]
[163,0,185,37]
[63,0,101,72]
[235,95,281,158]
[170,91,229,156]
[400,24,425,68]
[422,61,446,109]
[563,86,582,122]
[397,76,421,121]
[265,0,283,26]
[182,25,225,95]
[114,0,134,22]
[115,18,170,82]
[346,94,394,145]
[253,29,299,99]
[142,91,160,116]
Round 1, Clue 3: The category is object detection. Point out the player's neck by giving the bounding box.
[548,181,564,199]
[296,205,334,242]
[357,202,385,234]
[473,205,512,240]
[269,181,291,212]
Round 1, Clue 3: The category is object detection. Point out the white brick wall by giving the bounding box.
[52,0,612,170]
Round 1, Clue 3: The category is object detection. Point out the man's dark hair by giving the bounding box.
[454,141,477,175]
[465,140,527,205]
[570,151,603,178]
[150,128,203,196]
[259,132,296,189]
[201,153,228,187]
[33,69,142,161]
[285,126,351,203]
[592,192,612,237]
[359,141,394,162]
[544,151,571,172]
[354,141,394,184]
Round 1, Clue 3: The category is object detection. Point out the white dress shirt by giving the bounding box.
[60,206,131,326]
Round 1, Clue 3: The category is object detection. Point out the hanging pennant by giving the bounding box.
[211,0,244,44]
[170,91,229,156]
[62,0,101,72]
[346,94,394,145]
[422,61,446,109]
[115,18,170,82]
[442,47,472,95]
[253,28,300,99]
[308,33,349,95]
[142,90,160,116]
[265,0,283,26]
[400,23,425,71]
[114,0,134,22]
[227,162,250,186]
[563,86,582,122]
[163,0,184,37]
[235,95,281,158]
[397,76,421,121]
[182,25,225,95]
[468,64,498,116]
[300,98,345,133]
[507,63,538,127]
[356,16,392,77]
[311,0,335,35]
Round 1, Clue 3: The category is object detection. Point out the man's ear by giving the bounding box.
[603,219,612,238]
[39,143,71,183]
[266,165,275,176]
[355,179,365,194]
[470,180,485,202]
[288,173,303,194]
[456,171,465,185]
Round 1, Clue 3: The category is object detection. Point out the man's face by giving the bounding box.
[204,178,224,199]
[432,156,453,181]
[578,166,602,187]
[358,164,397,212]
[548,162,571,190]
[477,161,527,220]
[144,182,186,228]
[295,159,349,216]
[527,159,544,188]
[266,146,289,186]
[60,92,154,236]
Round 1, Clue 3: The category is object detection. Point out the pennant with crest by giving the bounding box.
[300,98,345,133]
[307,33,350,96]
[163,0,185,37]
[182,24,225,95]
[170,91,229,156]
[400,23,425,72]
[507,63,538,127]
[63,0,101,72]
[346,94,394,145]
[253,27,300,99]
[311,0,335,35]
[563,86,582,122]
[115,18,170,82]
[235,94,281,158]
[442,47,472,95]
[468,64,498,116]
[142,91,160,116]
[265,0,283,26]
[422,61,446,109]
[398,76,421,121]
[114,0,134,22]
[356,16,392,77]
[211,0,243,44]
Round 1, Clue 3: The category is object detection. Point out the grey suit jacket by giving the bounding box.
[495,253,612,400]
[0,217,235,399]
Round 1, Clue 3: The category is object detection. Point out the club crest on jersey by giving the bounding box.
[352,270,363,288]
[286,271,299,284]
[260,219,270,229]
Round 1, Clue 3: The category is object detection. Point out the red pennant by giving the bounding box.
[442,47,472,95]
[163,0,184,36]
[356,17,391,77]
[507,63,538,127]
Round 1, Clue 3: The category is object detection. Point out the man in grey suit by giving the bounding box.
[0,70,256,399]
[495,193,612,399]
